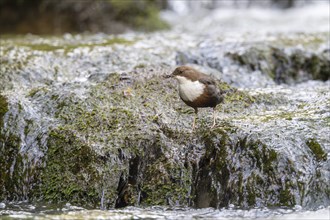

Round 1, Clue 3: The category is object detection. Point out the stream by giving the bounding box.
[0,2,329,219]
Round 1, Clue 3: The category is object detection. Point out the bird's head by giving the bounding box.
[171,66,192,77]
[164,66,193,79]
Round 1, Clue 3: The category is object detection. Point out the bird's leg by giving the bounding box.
[211,107,216,128]
[192,108,198,130]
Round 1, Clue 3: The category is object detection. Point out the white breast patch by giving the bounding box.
[175,76,205,102]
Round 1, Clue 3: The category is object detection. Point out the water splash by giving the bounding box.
[0,203,329,220]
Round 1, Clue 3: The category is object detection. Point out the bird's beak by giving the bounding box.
[163,74,173,79]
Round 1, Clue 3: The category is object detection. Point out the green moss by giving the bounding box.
[230,137,284,207]
[297,180,305,205]
[141,177,190,206]
[15,37,133,52]
[134,63,147,69]
[263,147,277,173]
[279,182,296,207]
[260,112,295,122]
[109,0,169,32]
[324,116,330,126]
[272,33,328,48]
[27,87,50,98]
[133,6,169,31]
[0,133,22,200]
[227,45,274,78]
[306,54,330,81]
[246,181,256,206]
[0,95,26,201]
[0,94,8,128]
[18,43,63,52]
[97,38,133,46]
[28,88,41,97]
[227,40,329,83]
[24,120,32,136]
[193,129,232,207]
[0,67,311,207]
[32,73,193,207]
[238,173,244,204]
[239,138,278,175]
[225,89,254,104]
[139,146,192,206]
[306,138,327,161]
[220,82,255,111]
[39,127,111,206]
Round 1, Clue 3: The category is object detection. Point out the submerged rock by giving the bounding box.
[0,33,329,210]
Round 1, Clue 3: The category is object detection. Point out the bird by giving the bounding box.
[166,66,223,130]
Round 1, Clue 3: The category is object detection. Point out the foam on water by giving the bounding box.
[0,204,329,220]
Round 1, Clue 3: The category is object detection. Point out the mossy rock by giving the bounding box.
[306,138,327,162]
[0,96,32,200]
[25,71,194,207]
[12,37,134,53]
[227,44,330,84]
[37,127,118,207]
[0,94,9,129]
[219,81,255,110]
[193,130,298,208]
[0,133,22,201]
[1,65,327,209]
[306,53,330,81]
[0,71,287,207]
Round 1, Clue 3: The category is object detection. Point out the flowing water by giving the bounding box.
[0,203,329,219]
[1,2,329,219]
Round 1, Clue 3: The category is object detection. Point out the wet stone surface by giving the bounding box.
[0,7,329,213]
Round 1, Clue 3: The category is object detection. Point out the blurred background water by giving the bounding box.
[0,0,328,35]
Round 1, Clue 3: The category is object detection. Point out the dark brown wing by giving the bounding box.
[198,77,217,86]
[199,77,223,107]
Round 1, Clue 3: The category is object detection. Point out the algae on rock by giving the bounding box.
[0,33,329,210]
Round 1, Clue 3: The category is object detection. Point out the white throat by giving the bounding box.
[175,76,205,102]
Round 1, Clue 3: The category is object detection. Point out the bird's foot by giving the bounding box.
[210,123,216,129]
[192,124,197,132]
[210,117,217,129]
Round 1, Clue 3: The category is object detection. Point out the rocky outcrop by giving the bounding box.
[0,33,329,209]
[176,34,330,87]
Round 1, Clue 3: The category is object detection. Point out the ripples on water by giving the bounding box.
[0,203,329,220]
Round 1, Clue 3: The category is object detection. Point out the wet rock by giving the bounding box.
[0,33,329,210]
[176,34,329,87]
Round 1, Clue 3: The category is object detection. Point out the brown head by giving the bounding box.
[169,66,207,81]
[172,66,192,76]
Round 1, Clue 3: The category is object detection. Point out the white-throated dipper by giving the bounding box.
[166,66,223,129]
